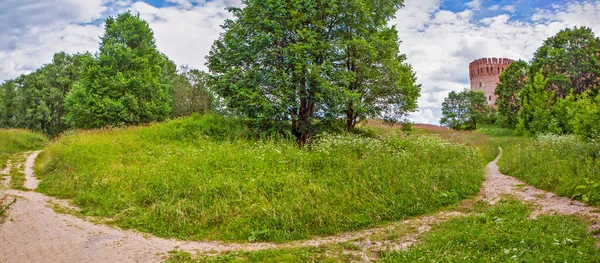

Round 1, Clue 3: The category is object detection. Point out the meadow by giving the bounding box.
[35,115,486,242]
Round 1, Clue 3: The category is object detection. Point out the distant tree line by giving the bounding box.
[1,1,422,145]
[0,12,215,136]
[440,89,489,130]
[494,26,600,140]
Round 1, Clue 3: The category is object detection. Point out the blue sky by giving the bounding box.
[442,0,572,20]
[1,0,599,124]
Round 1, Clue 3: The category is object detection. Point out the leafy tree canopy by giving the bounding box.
[531,26,600,98]
[65,11,172,128]
[440,89,488,130]
[207,0,418,144]
[495,60,528,128]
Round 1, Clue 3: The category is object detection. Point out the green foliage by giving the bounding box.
[531,26,600,97]
[495,60,528,128]
[331,0,420,129]
[171,66,214,118]
[65,12,172,128]
[0,52,89,136]
[569,91,600,141]
[207,0,417,144]
[382,199,600,262]
[35,115,484,242]
[507,27,600,137]
[440,89,489,130]
[499,134,600,205]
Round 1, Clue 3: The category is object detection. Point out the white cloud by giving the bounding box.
[130,0,242,71]
[0,0,107,80]
[465,0,482,11]
[502,5,516,13]
[1,0,600,125]
[488,5,501,11]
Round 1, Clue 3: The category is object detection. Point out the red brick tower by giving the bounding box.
[469,58,515,106]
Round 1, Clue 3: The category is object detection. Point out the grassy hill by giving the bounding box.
[35,115,487,242]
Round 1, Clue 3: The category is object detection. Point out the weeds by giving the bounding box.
[0,194,16,217]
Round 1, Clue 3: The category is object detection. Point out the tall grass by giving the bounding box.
[499,134,600,205]
[382,199,600,262]
[0,129,47,217]
[0,129,48,167]
[36,115,486,242]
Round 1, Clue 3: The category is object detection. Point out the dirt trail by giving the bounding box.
[480,148,600,235]
[0,149,599,262]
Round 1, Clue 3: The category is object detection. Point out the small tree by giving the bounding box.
[440,89,488,130]
[495,60,528,128]
[65,12,172,128]
[172,66,213,118]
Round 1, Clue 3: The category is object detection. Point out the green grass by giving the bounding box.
[382,199,600,262]
[476,123,516,137]
[35,115,486,242]
[0,129,48,167]
[165,246,354,263]
[166,199,600,262]
[498,134,600,205]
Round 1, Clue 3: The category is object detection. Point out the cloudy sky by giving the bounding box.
[1,0,599,124]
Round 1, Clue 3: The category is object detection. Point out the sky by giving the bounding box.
[1,0,599,125]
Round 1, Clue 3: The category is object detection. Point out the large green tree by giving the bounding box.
[495,60,528,128]
[65,12,172,128]
[512,27,600,137]
[440,89,488,130]
[208,0,340,144]
[531,26,600,98]
[333,0,419,129]
[208,0,415,143]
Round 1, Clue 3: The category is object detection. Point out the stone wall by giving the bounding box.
[469,58,515,106]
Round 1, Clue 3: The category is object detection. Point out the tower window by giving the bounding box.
[489,95,492,101]
[480,82,482,88]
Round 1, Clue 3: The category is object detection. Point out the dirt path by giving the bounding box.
[0,149,598,262]
[480,148,600,236]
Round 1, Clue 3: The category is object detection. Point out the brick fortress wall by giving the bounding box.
[469,58,515,106]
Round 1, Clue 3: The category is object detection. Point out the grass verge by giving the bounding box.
[382,199,600,262]
[36,115,485,242]
[0,129,48,167]
[498,134,600,205]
